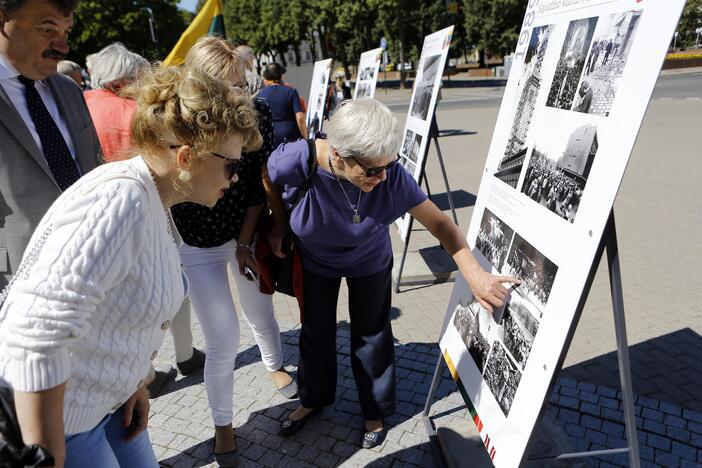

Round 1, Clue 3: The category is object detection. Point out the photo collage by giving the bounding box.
[354,48,382,99]
[451,208,558,416]
[494,10,642,223]
[399,129,423,173]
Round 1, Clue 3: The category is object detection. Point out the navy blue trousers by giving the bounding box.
[297,264,396,420]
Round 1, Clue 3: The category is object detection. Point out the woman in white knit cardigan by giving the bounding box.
[0,65,262,468]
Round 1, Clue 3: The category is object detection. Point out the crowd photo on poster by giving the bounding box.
[521,120,598,223]
[410,54,441,121]
[476,208,515,271]
[502,233,558,311]
[547,17,599,110]
[495,25,553,189]
[452,301,491,373]
[498,292,541,370]
[483,341,522,416]
[573,10,642,116]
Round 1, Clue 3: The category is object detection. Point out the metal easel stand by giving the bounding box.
[395,113,459,293]
[422,211,641,467]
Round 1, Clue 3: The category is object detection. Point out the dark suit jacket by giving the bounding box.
[0,73,102,288]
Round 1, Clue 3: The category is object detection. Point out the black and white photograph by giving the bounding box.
[399,155,416,174]
[358,65,376,81]
[476,208,515,271]
[502,233,558,311]
[483,341,522,416]
[498,292,541,370]
[355,82,371,99]
[521,123,598,222]
[496,25,553,189]
[400,129,422,164]
[410,54,441,121]
[546,17,599,110]
[573,10,642,116]
[452,301,491,373]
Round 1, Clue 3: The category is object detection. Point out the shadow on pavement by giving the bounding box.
[157,332,459,467]
[429,189,476,211]
[561,327,702,411]
[437,128,477,138]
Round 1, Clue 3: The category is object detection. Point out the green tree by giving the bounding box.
[463,0,526,66]
[677,0,702,48]
[69,0,188,65]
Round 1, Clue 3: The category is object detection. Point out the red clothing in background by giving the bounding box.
[84,89,137,161]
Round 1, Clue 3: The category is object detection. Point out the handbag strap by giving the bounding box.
[289,138,318,212]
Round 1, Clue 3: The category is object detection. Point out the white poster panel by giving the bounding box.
[438,1,685,466]
[395,26,454,242]
[306,59,332,138]
[354,48,383,99]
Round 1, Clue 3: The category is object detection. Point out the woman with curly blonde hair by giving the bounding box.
[0,65,261,468]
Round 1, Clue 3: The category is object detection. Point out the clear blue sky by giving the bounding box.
[178,0,198,12]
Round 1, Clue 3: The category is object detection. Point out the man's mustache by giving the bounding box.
[43,49,66,60]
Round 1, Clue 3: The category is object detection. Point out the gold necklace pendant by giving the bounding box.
[353,213,361,224]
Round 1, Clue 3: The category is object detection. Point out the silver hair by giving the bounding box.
[325,98,401,163]
[90,43,149,90]
[57,60,81,75]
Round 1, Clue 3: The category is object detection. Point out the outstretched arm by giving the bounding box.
[409,199,519,311]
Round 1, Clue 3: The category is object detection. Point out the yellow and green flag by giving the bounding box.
[163,0,226,66]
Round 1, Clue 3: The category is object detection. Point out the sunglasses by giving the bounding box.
[210,152,243,179]
[348,155,401,177]
[170,145,243,179]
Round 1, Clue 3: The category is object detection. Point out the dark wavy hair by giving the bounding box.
[0,0,80,15]
[262,63,286,82]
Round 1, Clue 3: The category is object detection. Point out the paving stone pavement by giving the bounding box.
[149,89,701,466]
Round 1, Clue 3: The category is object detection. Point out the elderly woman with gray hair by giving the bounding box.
[83,42,149,161]
[268,98,518,448]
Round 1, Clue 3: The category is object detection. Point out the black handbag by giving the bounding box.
[0,225,55,467]
[0,383,54,468]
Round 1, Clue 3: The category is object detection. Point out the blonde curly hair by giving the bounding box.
[130,65,262,175]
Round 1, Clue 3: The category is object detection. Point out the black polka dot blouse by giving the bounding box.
[171,99,274,248]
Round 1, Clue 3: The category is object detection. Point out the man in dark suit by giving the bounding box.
[0,0,101,289]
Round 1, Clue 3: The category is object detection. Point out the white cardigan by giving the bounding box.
[0,156,185,435]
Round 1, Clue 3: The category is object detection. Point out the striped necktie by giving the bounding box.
[17,75,80,191]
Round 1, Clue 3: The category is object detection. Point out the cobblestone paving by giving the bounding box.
[148,92,701,466]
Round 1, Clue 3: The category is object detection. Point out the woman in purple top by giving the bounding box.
[267,99,517,448]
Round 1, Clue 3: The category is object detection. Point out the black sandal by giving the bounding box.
[279,407,319,436]
[213,432,237,467]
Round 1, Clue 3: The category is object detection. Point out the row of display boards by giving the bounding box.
[302,1,686,465]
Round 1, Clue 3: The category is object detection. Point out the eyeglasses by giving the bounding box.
[169,145,242,179]
[210,152,243,179]
[348,154,401,177]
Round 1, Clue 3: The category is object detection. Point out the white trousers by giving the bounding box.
[179,240,283,426]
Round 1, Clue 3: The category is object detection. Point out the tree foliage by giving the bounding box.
[463,0,526,65]
[677,0,702,48]
[69,0,187,65]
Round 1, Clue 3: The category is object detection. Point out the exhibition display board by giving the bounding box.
[306,58,332,137]
[437,1,686,466]
[354,48,383,99]
[395,25,454,241]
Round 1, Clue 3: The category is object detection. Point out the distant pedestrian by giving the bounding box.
[326,68,352,116]
[57,60,83,87]
[258,62,307,148]
[603,39,613,65]
[83,43,148,161]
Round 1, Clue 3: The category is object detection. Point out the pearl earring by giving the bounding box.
[178,170,192,182]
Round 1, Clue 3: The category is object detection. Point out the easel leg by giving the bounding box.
[428,115,458,225]
[605,213,642,468]
[395,217,414,293]
[423,353,445,435]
